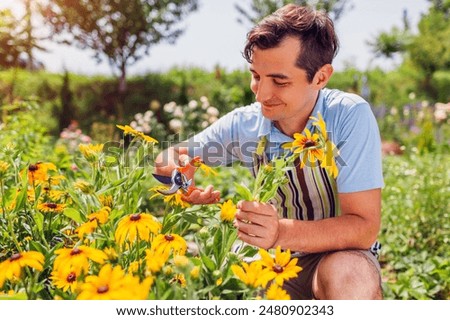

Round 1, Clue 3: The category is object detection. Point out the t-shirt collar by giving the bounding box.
[256,89,326,143]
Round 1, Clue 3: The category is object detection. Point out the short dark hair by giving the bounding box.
[243,4,339,83]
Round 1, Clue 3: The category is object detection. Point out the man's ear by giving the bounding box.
[313,64,334,89]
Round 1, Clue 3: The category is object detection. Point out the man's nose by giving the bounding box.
[254,80,272,102]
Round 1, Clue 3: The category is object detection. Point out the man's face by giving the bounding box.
[249,36,320,136]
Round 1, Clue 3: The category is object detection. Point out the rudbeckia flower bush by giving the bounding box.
[0,110,305,300]
[1,99,448,300]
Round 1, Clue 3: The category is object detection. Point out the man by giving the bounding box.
[154,4,383,299]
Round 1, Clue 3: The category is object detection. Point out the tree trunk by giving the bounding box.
[116,62,127,122]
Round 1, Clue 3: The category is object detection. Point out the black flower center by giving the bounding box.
[273,264,284,273]
[130,213,141,221]
[10,253,22,261]
[165,234,174,241]
[304,140,316,148]
[97,285,109,294]
[70,248,82,255]
[46,203,58,209]
[66,272,77,283]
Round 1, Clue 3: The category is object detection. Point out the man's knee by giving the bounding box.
[313,250,382,300]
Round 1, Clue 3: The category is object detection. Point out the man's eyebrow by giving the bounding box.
[249,68,290,79]
[267,73,289,79]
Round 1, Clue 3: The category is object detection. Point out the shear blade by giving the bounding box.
[157,183,181,195]
[152,173,172,185]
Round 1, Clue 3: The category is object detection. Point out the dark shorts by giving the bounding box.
[282,250,381,300]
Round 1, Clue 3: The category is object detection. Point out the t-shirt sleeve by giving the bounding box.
[334,102,384,193]
[185,110,241,166]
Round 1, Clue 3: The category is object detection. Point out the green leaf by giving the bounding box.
[0,292,27,300]
[97,177,128,194]
[181,212,199,225]
[213,226,223,263]
[34,212,44,234]
[200,253,216,272]
[233,182,253,201]
[62,208,84,223]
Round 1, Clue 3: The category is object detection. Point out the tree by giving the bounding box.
[369,0,449,99]
[408,4,450,98]
[0,1,46,70]
[41,0,199,120]
[0,9,22,68]
[235,0,353,25]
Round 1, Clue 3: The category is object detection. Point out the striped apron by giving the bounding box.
[251,136,381,257]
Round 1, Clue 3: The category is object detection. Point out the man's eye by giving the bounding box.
[274,80,288,86]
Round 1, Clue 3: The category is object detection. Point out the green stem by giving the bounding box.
[2,179,22,251]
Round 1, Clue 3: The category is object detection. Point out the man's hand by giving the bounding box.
[234,201,280,249]
[181,185,221,204]
[178,154,221,204]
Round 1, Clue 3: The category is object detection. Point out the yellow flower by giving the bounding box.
[149,186,191,208]
[0,251,45,287]
[187,156,218,176]
[75,219,98,239]
[50,268,79,292]
[46,190,68,202]
[170,274,187,288]
[145,247,169,274]
[321,139,339,178]
[310,112,339,178]
[128,261,140,274]
[218,199,237,222]
[116,124,138,136]
[79,143,104,162]
[37,202,66,214]
[216,277,223,286]
[198,163,218,176]
[47,174,65,186]
[266,283,291,300]
[77,264,152,300]
[74,179,95,194]
[141,134,158,144]
[88,206,110,224]
[99,194,114,208]
[151,233,187,256]
[231,260,275,288]
[190,266,200,279]
[103,247,118,261]
[25,162,57,185]
[0,161,10,179]
[117,124,158,144]
[163,265,173,276]
[310,112,328,140]
[115,213,162,245]
[259,246,302,286]
[173,255,189,267]
[283,129,324,168]
[54,246,108,275]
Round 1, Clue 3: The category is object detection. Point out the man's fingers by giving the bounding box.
[178,154,191,167]
[237,201,276,216]
[234,219,266,237]
[235,210,272,227]
[183,186,220,204]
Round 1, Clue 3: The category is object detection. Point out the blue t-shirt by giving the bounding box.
[187,88,384,193]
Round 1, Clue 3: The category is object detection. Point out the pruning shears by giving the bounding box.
[152,169,192,195]
[152,157,205,195]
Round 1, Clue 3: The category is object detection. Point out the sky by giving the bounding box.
[1,0,432,76]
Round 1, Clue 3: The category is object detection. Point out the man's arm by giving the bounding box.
[235,188,381,252]
[154,145,221,204]
[154,145,190,177]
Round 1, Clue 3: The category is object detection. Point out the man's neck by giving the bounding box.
[273,118,308,137]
